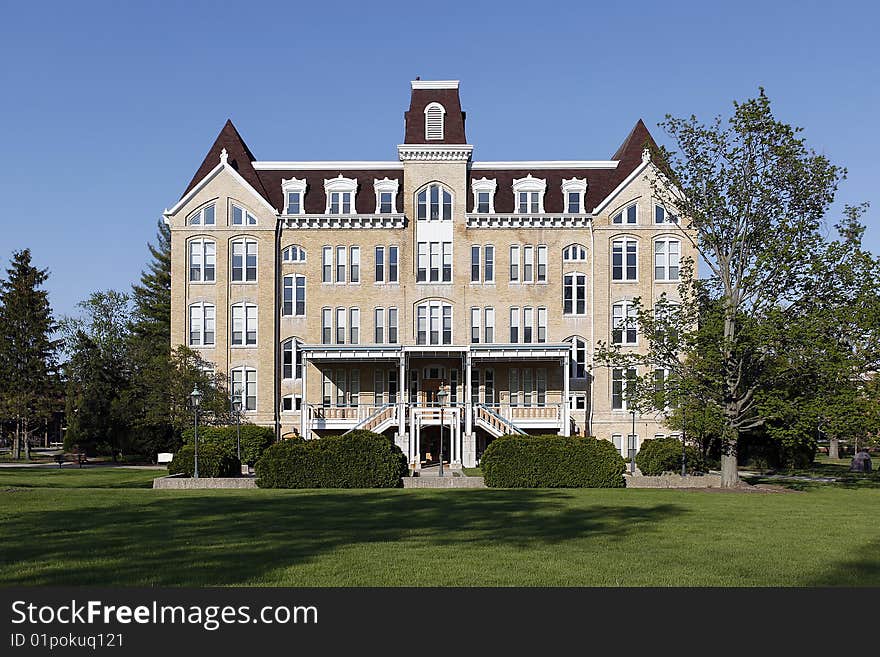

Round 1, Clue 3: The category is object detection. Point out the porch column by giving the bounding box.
[464,351,473,435]
[398,353,406,437]
[300,353,309,439]
[561,357,570,437]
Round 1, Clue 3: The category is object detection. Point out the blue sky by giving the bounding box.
[0,0,877,317]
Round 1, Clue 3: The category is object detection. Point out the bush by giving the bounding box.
[168,443,240,478]
[480,435,626,488]
[181,425,274,465]
[635,437,705,476]
[255,430,408,488]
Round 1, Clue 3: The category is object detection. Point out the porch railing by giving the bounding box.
[482,403,563,424]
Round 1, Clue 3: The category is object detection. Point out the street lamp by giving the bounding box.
[232,394,242,465]
[681,396,687,477]
[437,383,450,477]
[190,386,202,479]
[630,408,637,474]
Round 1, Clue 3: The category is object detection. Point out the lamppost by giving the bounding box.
[681,396,687,477]
[437,383,449,477]
[190,386,202,479]
[232,394,242,465]
[630,408,637,474]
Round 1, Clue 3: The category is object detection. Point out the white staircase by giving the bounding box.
[474,404,526,437]
[342,404,398,436]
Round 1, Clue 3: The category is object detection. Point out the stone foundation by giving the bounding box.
[153,475,257,489]
[625,473,722,488]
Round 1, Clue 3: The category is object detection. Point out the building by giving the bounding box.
[164,79,693,469]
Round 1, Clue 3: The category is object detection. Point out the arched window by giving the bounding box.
[415,299,453,345]
[563,272,587,315]
[231,203,257,226]
[612,202,638,225]
[611,237,638,281]
[231,367,257,411]
[324,176,358,215]
[424,102,445,140]
[188,203,215,226]
[282,338,302,380]
[416,183,452,221]
[188,238,216,282]
[282,275,306,317]
[654,238,681,281]
[281,245,306,263]
[612,300,638,345]
[188,302,215,347]
[231,302,257,346]
[563,243,588,262]
[565,336,588,379]
[231,238,257,282]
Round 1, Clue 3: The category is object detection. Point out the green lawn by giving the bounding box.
[1,467,878,586]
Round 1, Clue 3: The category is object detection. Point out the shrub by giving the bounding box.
[480,435,626,488]
[255,430,408,488]
[635,437,705,476]
[167,443,240,478]
[181,425,274,465]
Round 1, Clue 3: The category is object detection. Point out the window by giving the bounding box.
[416,183,452,221]
[282,275,295,316]
[329,191,352,214]
[322,247,332,283]
[442,242,452,282]
[518,191,540,214]
[285,192,301,215]
[510,307,519,343]
[471,307,480,344]
[374,308,385,343]
[612,367,637,410]
[537,246,547,282]
[282,339,294,380]
[417,243,427,282]
[472,368,481,404]
[537,369,547,406]
[336,246,346,283]
[567,192,580,213]
[509,369,519,406]
[563,244,587,262]
[450,369,458,404]
[189,239,215,282]
[655,239,680,281]
[281,245,306,262]
[282,178,306,215]
[388,308,398,344]
[350,247,360,283]
[510,245,520,282]
[388,247,398,282]
[415,301,453,345]
[231,204,257,226]
[429,242,440,282]
[388,369,398,403]
[375,247,385,282]
[612,238,638,281]
[231,303,257,346]
[335,308,345,344]
[374,371,385,404]
[484,368,495,404]
[655,205,678,224]
[612,301,638,345]
[424,102,445,140]
[324,176,357,214]
[188,204,215,226]
[561,178,587,214]
[281,395,299,412]
[477,192,490,213]
[321,308,332,344]
[349,308,360,344]
[612,203,637,225]
[523,246,534,283]
[563,273,587,315]
[567,337,588,379]
[484,245,494,282]
[374,177,399,214]
[231,367,257,411]
[189,303,215,347]
[484,307,495,344]
[295,275,305,316]
[471,177,497,214]
[471,246,480,283]
[379,192,393,213]
[231,239,257,282]
[512,175,546,214]
[523,307,534,343]
[323,371,332,406]
[537,308,547,343]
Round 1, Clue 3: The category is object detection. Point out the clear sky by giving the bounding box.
[0,0,877,318]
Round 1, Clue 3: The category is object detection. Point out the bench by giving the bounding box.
[53,452,88,468]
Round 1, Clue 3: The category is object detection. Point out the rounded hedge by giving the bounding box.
[635,437,705,476]
[254,430,408,488]
[168,443,241,478]
[480,435,626,488]
[181,425,274,465]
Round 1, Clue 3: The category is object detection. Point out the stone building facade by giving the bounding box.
[164,80,693,468]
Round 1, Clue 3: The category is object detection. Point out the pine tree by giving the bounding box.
[0,249,59,459]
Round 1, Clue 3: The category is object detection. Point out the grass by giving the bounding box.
[1,466,879,586]
[462,467,482,477]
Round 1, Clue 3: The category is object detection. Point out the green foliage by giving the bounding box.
[167,443,240,478]
[635,437,705,476]
[255,430,407,488]
[480,435,626,488]
[181,424,274,465]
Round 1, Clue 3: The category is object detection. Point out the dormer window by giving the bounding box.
[416,183,452,221]
[471,178,497,214]
[424,102,445,140]
[512,175,546,214]
[282,178,307,215]
[231,203,257,226]
[373,178,399,214]
[613,202,638,224]
[561,178,587,214]
[188,203,215,226]
[324,176,358,215]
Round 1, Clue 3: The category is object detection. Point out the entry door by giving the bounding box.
[422,378,442,405]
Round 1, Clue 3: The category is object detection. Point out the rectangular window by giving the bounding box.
[537,368,546,406]
[190,241,202,281]
[379,191,393,213]
[627,204,637,224]
[349,308,359,344]
[189,305,202,346]
[477,191,490,213]
[352,369,360,407]
[537,245,547,282]
[509,368,519,407]
[388,246,398,282]
[417,306,427,345]
[322,246,332,283]
[375,246,384,282]
[231,305,257,346]
[282,276,293,316]
[523,246,534,283]
[374,370,385,404]
[484,368,495,404]
[350,247,360,283]
[335,369,346,406]
[471,246,480,283]
[523,307,533,343]
[442,306,452,344]
[245,241,257,281]
[282,341,293,379]
[471,307,480,344]
[429,305,440,344]
[242,369,257,410]
[203,305,215,346]
[626,241,637,280]
[612,240,638,281]
[612,368,624,410]
[484,245,494,282]
[442,242,452,282]
[388,369,398,403]
[417,242,427,282]
[388,308,398,344]
[430,242,440,282]
[510,245,520,282]
[471,368,481,404]
[322,371,332,407]
[295,276,306,316]
[484,307,495,344]
[537,307,547,343]
[335,308,345,344]
[450,369,458,404]
[510,307,519,343]
[204,242,215,282]
[567,192,580,214]
[374,307,384,344]
[286,192,300,215]
[322,308,331,344]
[336,246,346,283]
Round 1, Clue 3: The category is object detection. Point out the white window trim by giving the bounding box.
[563,243,588,262]
[512,175,547,214]
[471,177,497,214]
[654,203,680,224]
[424,102,446,141]
[187,202,216,226]
[611,236,639,282]
[563,272,588,316]
[231,367,258,412]
[324,175,358,214]
[188,237,216,284]
[373,177,399,214]
[561,177,588,214]
[230,237,258,284]
[188,302,215,348]
[612,300,639,346]
[230,202,258,226]
[654,237,681,282]
[282,178,307,215]
[230,302,258,347]
[281,245,306,263]
[612,201,639,225]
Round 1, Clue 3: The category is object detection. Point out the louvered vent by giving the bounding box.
[425,103,445,140]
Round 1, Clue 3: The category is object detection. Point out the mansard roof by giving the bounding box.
[257,168,404,214]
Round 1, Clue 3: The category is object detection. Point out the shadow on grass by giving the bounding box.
[0,489,685,586]
[807,539,880,586]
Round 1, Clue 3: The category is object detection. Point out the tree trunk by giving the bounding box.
[23,418,30,461]
[13,418,20,460]
[721,413,740,488]
[829,436,839,460]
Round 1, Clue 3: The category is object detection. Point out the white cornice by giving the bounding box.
[164,159,278,217]
[465,214,591,229]
[253,161,403,170]
[591,159,652,215]
[282,214,406,230]
[471,161,618,170]
[411,80,459,89]
[397,144,473,162]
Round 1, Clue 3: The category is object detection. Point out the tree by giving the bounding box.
[0,249,60,459]
[168,346,232,437]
